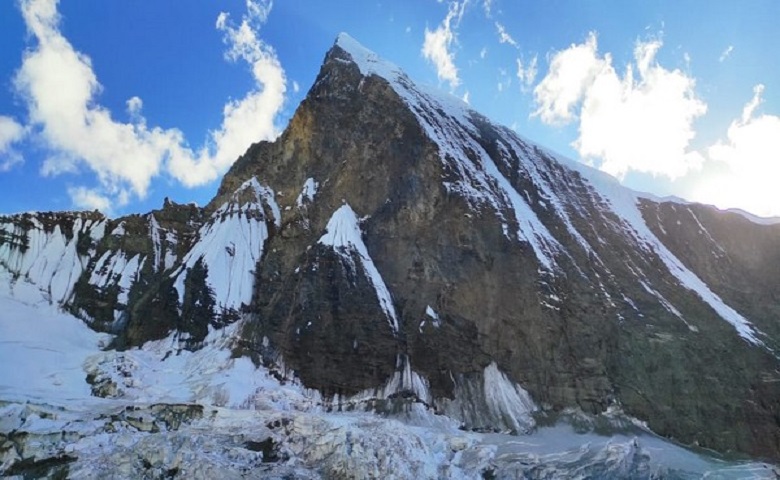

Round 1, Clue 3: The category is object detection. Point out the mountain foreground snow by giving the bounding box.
[1,269,776,478]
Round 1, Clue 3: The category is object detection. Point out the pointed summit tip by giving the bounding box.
[333,32,373,61]
[330,32,403,81]
[335,32,358,49]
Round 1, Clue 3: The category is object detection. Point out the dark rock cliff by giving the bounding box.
[227,36,780,459]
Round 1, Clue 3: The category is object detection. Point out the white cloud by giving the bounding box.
[483,0,492,17]
[126,96,143,117]
[292,80,300,93]
[422,1,466,90]
[480,47,487,59]
[699,85,780,217]
[496,22,518,47]
[719,45,734,63]
[516,55,537,91]
[533,33,606,125]
[169,0,285,186]
[13,0,286,210]
[462,90,470,104]
[497,66,511,93]
[0,116,26,171]
[68,186,112,212]
[533,32,707,179]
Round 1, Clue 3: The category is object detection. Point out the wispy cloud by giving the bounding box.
[533,32,706,179]
[422,1,467,90]
[12,0,286,211]
[67,186,112,212]
[482,0,492,17]
[0,116,25,172]
[516,55,537,91]
[718,45,734,62]
[495,22,518,47]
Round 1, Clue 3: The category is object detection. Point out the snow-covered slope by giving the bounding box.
[0,176,279,338]
[172,177,279,312]
[0,213,105,304]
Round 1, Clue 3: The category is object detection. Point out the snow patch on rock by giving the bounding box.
[319,204,399,332]
[0,215,105,304]
[173,177,277,312]
[296,177,319,207]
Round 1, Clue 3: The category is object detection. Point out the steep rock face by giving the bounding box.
[641,200,780,341]
[1,34,779,460]
[225,34,780,458]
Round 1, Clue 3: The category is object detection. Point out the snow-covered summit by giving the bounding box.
[334,32,403,80]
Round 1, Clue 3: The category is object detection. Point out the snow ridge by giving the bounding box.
[319,204,399,332]
[336,34,580,272]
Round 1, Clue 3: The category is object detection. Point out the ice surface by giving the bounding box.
[330,356,432,409]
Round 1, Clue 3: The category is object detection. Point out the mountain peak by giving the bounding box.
[3,32,780,468]
[330,32,405,83]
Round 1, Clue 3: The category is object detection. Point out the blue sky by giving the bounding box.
[1,0,779,217]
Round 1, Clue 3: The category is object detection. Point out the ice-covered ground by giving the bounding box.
[1,268,777,478]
